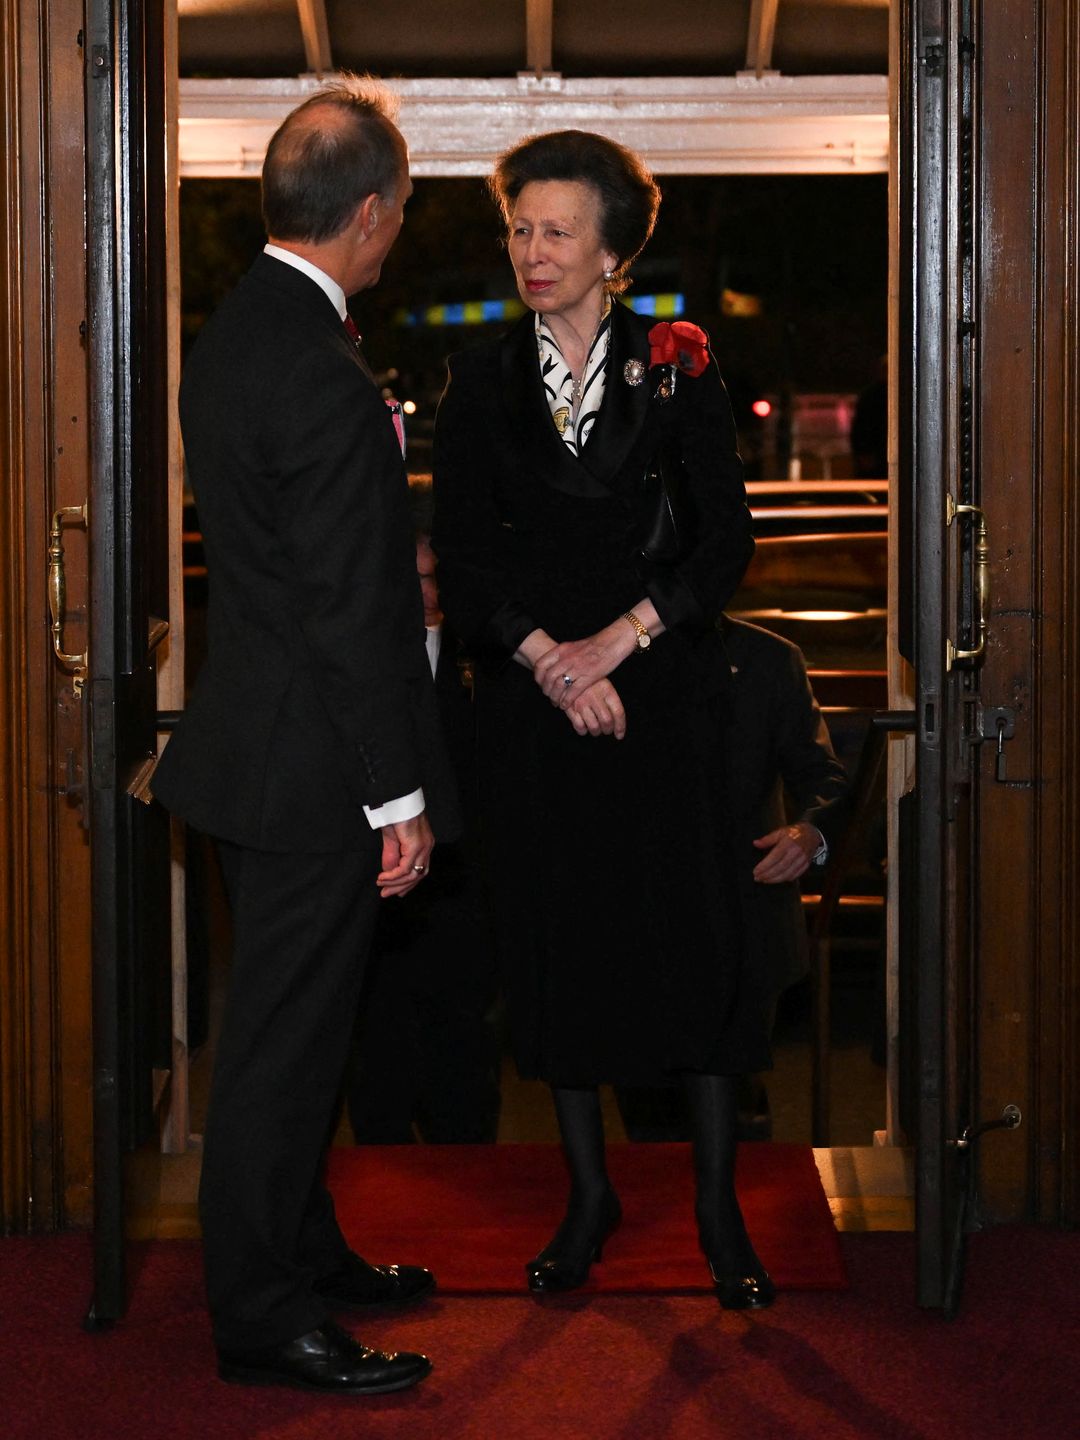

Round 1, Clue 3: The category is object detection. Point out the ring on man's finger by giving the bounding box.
[562,673,575,688]
[412,863,426,873]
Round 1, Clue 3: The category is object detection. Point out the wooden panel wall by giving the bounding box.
[1031,0,1080,1226]
[974,0,1080,1223]
[1,0,94,1232]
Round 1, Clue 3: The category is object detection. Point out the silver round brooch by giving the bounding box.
[623,359,646,387]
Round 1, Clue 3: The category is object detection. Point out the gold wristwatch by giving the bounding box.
[623,610,651,652]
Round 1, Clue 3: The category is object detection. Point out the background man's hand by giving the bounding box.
[751,822,821,883]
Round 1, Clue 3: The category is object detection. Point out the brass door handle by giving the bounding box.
[945,494,989,671]
[48,502,89,691]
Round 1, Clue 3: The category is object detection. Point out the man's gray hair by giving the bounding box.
[262,73,407,243]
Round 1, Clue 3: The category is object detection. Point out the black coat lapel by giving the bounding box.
[248,251,342,327]
[498,311,614,499]
[247,252,377,382]
[578,302,653,490]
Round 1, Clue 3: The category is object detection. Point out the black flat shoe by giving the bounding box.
[526,1189,622,1294]
[709,1263,777,1311]
[316,1252,436,1312]
[217,1321,432,1394]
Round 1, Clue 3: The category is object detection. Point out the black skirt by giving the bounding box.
[474,496,771,1086]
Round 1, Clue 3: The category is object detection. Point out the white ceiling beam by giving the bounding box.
[178,74,889,179]
[745,0,781,77]
[296,0,333,78]
[524,0,554,77]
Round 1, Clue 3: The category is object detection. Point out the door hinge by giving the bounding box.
[89,678,115,790]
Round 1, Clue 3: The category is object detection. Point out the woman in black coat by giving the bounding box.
[432,130,769,1307]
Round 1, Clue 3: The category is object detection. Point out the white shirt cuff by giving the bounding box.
[363,787,425,829]
[810,828,829,865]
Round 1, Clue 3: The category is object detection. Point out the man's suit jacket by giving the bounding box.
[153,253,457,851]
[722,617,849,995]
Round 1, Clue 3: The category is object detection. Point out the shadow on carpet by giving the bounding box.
[4,1229,1078,1440]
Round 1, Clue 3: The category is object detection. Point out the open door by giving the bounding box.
[84,0,173,1327]
[901,0,1021,1312]
[902,0,974,1316]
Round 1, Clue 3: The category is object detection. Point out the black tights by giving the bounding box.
[546,1075,763,1274]
[552,1085,612,1209]
[531,1087,616,1265]
[682,1072,761,1273]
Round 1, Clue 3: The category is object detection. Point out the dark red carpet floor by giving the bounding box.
[4,1228,1079,1439]
[326,1142,846,1292]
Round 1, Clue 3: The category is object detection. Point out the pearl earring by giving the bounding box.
[603,268,615,282]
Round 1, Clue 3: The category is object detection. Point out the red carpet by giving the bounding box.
[326,1142,846,1292]
[4,1229,1078,1439]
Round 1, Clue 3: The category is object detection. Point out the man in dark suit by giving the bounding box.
[722,614,849,995]
[617,616,848,1140]
[152,78,457,1396]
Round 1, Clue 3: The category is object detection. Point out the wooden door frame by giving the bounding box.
[1,0,95,1232]
[159,0,189,1157]
[1033,0,1080,1227]
[962,0,1080,1226]
[893,0,989,1306]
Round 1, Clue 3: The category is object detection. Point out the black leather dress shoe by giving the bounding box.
[709,1264,777,1311]
[217,1322,432,1394]
[526,1189,622,1294]
[316,1252,436,1312]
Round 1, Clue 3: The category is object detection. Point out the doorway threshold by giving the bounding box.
[126,1142,915,1241]
[815,1146,914,1231]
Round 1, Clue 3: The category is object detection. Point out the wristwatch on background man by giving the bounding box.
[623,610,651,652]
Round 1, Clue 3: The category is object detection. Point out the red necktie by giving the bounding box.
[343,314,362,345]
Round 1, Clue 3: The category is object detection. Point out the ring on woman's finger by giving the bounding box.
[412,863,426,873]
[562,673,575,688]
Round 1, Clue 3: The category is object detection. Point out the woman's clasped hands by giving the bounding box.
[533,627,628,704]
[532,626,634,740]
[562,676,627,738]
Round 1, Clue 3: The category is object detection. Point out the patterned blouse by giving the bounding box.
[535,305,612,456]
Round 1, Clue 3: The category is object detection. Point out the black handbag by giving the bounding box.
[638,441,692,564]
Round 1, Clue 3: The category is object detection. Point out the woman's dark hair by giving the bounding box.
[490,130,661,293]
[262,75,408,243]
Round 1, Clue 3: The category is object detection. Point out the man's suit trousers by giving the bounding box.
[202,834,382,1350]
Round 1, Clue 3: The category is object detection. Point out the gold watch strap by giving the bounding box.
[623,610,650,647]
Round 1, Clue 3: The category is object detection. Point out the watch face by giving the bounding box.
[638,632,651,649]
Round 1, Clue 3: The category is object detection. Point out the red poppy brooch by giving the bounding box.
[625,320,711,401]
[648,321,710,377]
